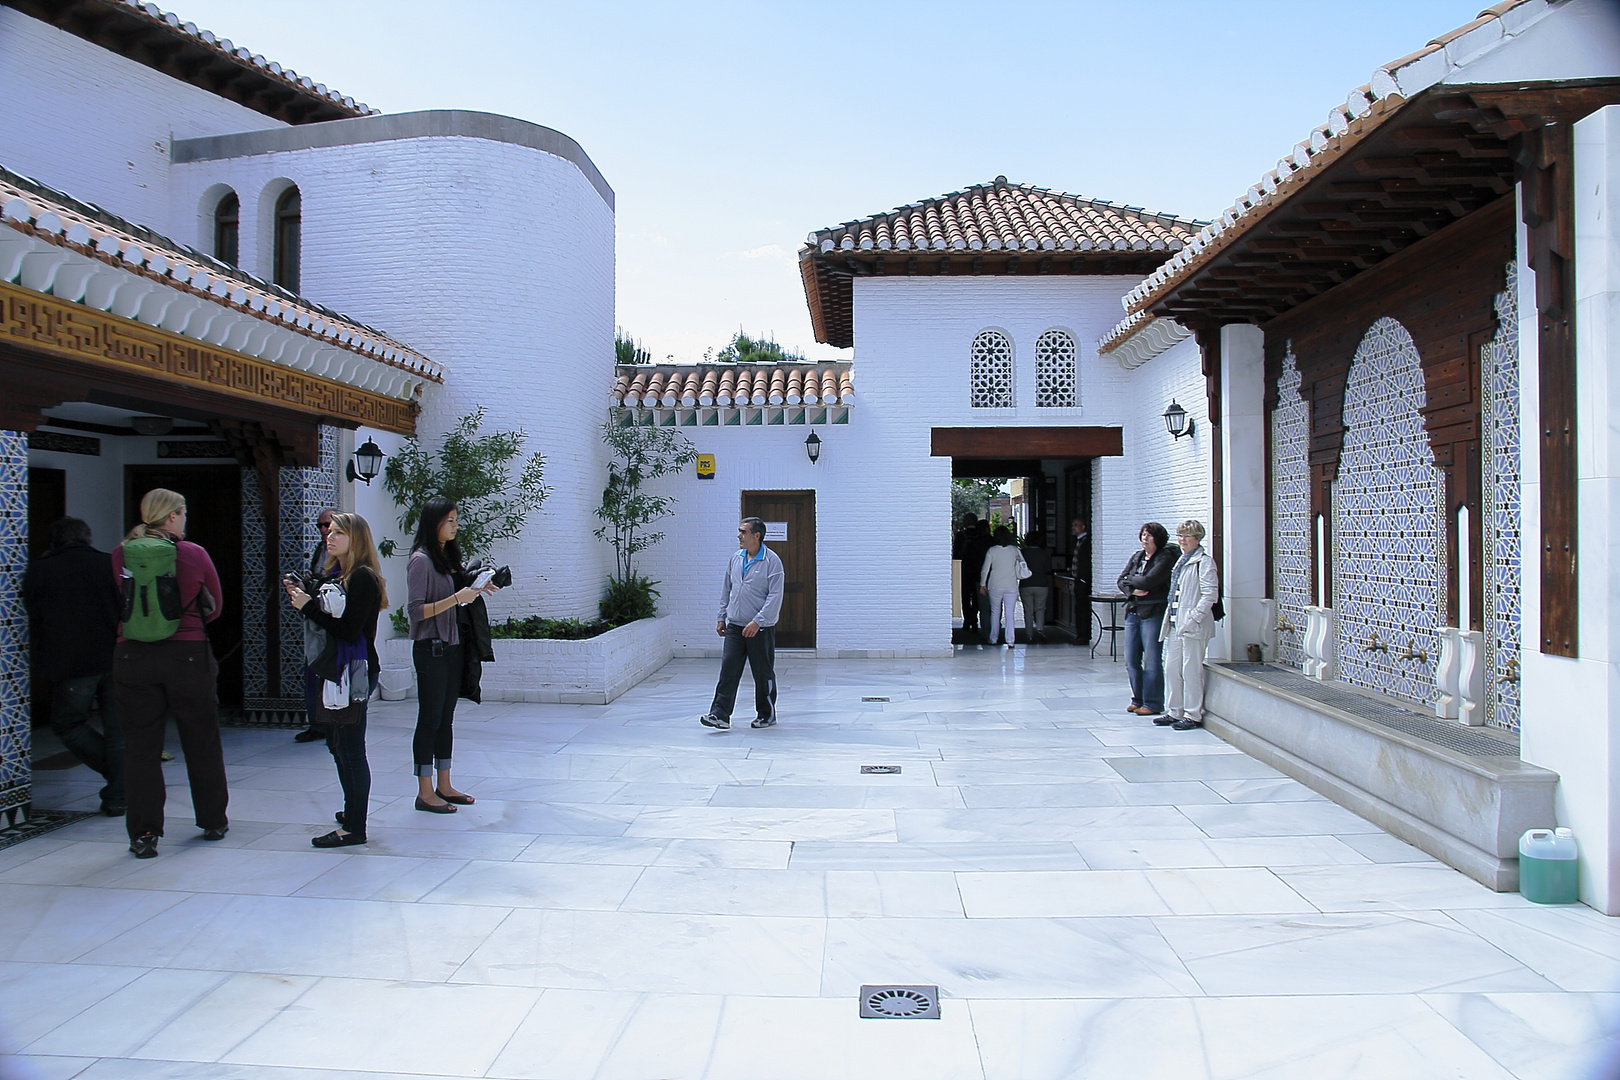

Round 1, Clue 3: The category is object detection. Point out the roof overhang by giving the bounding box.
[2,0,376,124]
[802,248,1178,351]
[1112,78,1620,336]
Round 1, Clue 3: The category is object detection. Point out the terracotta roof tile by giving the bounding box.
[806,178,1202,258]
[612,362,854,411]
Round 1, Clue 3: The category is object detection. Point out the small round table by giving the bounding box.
[1090,594,1128,661]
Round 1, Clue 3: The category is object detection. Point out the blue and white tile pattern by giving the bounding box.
[1483,263,1521,732]
[1270,348,1311,669]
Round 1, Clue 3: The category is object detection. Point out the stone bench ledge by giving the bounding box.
[1204,661,1557,892]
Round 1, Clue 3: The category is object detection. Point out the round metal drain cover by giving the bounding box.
[859,984,940,1019]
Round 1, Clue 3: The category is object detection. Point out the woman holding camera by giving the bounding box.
[1117,522,1177,717]
[285,512,385,847]
[407,497,496,813]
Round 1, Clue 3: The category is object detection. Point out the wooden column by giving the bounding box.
[1520,124,1579,657]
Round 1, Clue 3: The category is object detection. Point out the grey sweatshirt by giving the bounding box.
[717,546,785,627]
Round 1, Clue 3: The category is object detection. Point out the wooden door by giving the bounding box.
[741,490,816,648]
[27,468,66,559]
[125,465,244,707]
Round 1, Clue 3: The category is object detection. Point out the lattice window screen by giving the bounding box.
[970,330,1014,407]
[1034,329,1078,407]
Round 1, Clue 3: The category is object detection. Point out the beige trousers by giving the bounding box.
[1162,632,1208,721]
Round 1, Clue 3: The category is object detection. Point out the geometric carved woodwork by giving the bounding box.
[1265,195,1514,628]
[0,280,418,436]
[1519,124,1578,657]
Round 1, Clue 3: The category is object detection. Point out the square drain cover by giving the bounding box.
[860,984,940,1019]
[862,696,890,702]
[860,765,901,774]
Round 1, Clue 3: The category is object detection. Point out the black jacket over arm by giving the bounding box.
[299,567,382,678]
[1117,545,1178,618]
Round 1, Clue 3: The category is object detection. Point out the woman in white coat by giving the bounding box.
[1155,519,1221,730]
[979,526,1025,648]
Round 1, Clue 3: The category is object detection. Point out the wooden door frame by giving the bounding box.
[740,490,817,648]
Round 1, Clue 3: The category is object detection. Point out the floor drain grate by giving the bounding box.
[861,696,890,702]
[859,984,940,1019]
[860,765,901,774]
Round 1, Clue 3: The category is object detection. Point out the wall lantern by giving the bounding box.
[347,437,385,485]
[1163,400,1195,440]
[805,429,822,465]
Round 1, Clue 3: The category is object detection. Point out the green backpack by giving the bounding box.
[120,535,185,642]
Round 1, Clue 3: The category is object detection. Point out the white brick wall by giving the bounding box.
[0,10,289,230]
[165,132,616,623]
[638,276,1211,654]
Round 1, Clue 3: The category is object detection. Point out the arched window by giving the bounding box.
[970,330,1014,407]
[212,191,239,266]
[1034,329,1078,407]
[273,186,301,293]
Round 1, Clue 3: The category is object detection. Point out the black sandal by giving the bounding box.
[435,790,475,805]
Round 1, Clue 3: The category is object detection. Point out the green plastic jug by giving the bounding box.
[1519,828,1579,904]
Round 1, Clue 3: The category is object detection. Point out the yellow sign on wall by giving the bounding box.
[696,453,715,479]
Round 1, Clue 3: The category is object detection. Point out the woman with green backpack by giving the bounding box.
[112,488,228,859]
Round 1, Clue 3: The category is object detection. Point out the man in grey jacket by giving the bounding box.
[701,518,786,730]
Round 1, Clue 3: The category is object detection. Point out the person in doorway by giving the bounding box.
[285,512,385,847]
[1018,531,1053,641]
[112,489,228,858]
[1156,519,1221,730]
[293,508,339,744]
[953,513,983,639]
[406,497,497,813]
[23,517,124,816]
[1068,517,1092,646]
[1117,522,1176,717]
[700,517,784,730]
[979,526,1024,648]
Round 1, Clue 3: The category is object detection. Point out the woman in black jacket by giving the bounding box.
[284,512,386,847]
[1117,522,1177,717]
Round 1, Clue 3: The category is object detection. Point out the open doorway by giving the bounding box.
[949,458,1091,645]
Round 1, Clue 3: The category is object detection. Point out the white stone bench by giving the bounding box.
[1203,662,1557,891]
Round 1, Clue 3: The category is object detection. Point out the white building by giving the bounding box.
[0,1,612,809]
[630,1,1620,913]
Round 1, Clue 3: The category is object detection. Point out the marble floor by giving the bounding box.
[3,648,1618,1080]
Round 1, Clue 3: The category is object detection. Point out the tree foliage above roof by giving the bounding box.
[715,331,805,364]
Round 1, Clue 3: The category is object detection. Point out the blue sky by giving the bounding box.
[174,1,1487,362]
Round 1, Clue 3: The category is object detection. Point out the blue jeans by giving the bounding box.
[326,706,370,838]
[1124,611,1165,712]
[709,624,776,722]
[52,674,123,807]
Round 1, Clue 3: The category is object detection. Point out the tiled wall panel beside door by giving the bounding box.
[241,425,339,705]
[1483,263,1522,731]
[0,431,31,820]
[1270,348,1310,669]
[1333,317,1446,707]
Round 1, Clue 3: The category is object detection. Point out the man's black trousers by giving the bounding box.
[708,623,776,723]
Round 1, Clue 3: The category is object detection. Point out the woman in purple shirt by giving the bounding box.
[112,488,227,859]
[406,497,495,813]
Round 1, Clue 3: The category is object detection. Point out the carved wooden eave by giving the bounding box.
[0,280,419,453]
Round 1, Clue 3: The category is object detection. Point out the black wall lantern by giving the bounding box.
[1163,400,1195,440]
[805,429,822,465]
[347,437,385,485]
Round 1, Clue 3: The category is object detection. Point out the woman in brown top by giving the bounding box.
[406,497,495,813]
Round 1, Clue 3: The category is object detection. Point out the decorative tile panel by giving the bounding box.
[240,425,340,702]
[0,432,31,819]
[969,330,1014,408]
[1483,263,1521,732]
[1270,348,1310,668]
[1034,329,1078,408]
[1332,317,1446,707]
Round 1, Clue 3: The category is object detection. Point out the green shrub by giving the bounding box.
[600,573,660,625]
[389,607,409,636]
[489,616,615,640]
